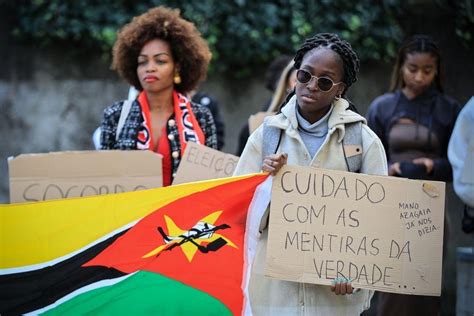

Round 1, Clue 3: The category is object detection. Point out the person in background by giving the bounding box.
[235,55,295,155]
[264,55,294,95]
[100,7,217,186]
[234,33,387,315]
[266,60,297,113]
[190,91,225,150]
[243,60,297,138]
[366,34,461,316]
[448,96,474,233]
[448,95,474,316]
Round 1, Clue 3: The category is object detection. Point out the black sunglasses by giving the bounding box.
[296,69,343,92]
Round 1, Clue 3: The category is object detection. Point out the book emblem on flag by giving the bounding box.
[143,211,237,262]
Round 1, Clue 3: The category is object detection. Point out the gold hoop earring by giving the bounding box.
[174,73,182,85]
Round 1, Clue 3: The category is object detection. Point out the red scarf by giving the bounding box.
[136,90,205,185]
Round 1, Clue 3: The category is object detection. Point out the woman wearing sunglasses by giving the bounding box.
[234,33,387,315]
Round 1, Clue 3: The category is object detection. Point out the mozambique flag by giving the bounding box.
[0,174,271,315]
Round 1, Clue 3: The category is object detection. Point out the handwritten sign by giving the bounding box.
[172,142,239,185]
[265,165,445,296]
[9,151,163,203]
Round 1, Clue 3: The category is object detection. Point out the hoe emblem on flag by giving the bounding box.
[143,211,236,261]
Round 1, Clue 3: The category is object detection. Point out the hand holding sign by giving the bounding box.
[331,278,355,295]
[262,153,288,175]
[265,165,445,296]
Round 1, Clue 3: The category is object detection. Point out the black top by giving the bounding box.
[367,88,461,181]
[192,92,225,150]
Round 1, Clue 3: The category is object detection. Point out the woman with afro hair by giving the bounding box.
[100,7,217,186]
[234,33,387,315]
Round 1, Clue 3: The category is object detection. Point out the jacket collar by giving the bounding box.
[266,95,366,143]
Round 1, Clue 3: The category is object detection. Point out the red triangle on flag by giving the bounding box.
[84,174,268,315]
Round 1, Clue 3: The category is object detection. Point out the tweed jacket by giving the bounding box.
[100,99,218,179]
[234,96,388,316]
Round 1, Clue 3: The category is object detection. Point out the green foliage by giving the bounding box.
[446,0,474,44]
[10,0,407,76]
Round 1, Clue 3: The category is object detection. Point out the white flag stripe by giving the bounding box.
[242,176,272,316]
[25,273,137,315]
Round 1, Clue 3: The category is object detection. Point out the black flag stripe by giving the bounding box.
[0,230,128,315]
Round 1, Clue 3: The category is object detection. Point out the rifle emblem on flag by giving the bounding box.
[143,211,237,261]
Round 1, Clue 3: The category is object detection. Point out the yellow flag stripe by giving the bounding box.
[0,174,257,268]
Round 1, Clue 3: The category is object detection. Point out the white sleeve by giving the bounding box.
[448,98,474,206]
[360,125,388,176]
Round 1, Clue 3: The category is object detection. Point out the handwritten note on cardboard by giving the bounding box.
[9,151,163,203]
[265,165,445,296]
[172,142,239,185]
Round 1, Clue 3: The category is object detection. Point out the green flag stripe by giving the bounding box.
[42,271,232,315]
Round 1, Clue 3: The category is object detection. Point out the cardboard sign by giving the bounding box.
[248,112,275,134]
[173,142,239,185]
[9,151,163,203]
[265,165,445,296]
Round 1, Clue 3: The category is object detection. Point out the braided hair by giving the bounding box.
[294,33,360,96]
[390,34,443,93]
[280,33,360,113]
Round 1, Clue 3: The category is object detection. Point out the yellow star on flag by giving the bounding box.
[143,210,237,262]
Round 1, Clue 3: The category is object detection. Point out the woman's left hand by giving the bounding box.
[412,157,434,174]
[330,278,355,295]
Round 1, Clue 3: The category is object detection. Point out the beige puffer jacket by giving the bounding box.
[234,96,388,316]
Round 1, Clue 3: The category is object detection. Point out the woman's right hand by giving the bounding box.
[262,153,288,175]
